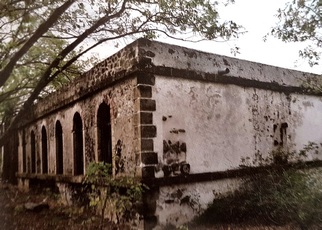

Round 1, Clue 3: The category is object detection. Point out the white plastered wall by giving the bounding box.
[153,76,322,175]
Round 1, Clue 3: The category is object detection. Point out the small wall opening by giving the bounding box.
[41,126,48,174]
[30,131,36,173]
[73,112,84,175]
[280,122,288,146]
[55,121,63,174]
[97,102,112,167]
[273,123,288,147]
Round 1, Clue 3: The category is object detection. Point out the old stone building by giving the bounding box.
[10,38,322,228]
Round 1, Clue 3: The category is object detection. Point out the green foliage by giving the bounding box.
[163,223,189,230]
[0,0,243,126]
[196,147,322,229]
[85,162,113,183]
[270,0,322,66]
[84,162,146,225]
[0,0,82,124]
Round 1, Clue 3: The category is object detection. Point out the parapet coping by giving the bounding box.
[25,38,321,125]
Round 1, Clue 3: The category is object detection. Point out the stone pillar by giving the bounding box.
[135,73,159,229]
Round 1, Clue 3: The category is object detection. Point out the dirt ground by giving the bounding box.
[0,180,109,230]
[0,180,302,230]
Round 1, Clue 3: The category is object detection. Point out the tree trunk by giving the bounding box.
[2,132,18,184]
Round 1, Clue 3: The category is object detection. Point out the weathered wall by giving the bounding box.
[291,94,322,157]
[11,38,322,228]
[29,42,140,121]
[155,178,240,227]
[18,77,138,176]
[153,76,322,175]
[137,39,320,88]
[149,75,322,227]
[15,38,322,180]
[134,40,322,228]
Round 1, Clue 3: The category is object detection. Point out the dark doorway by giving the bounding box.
[22,130,26,173]
[55,121,63,174]
[73,112,84,175]
[41,126,48,174]
[97,103,112,166]
[30,131,36,173]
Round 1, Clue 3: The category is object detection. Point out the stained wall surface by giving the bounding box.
[153,76,322,175]
[17,76,139,177]
[150,75,322,227]
[135,39,322,228]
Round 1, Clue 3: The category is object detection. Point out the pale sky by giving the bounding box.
[92,0,321,74]
[163,0,321,74]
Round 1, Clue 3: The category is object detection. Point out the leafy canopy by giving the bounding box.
[271,0,322,67]
[0,0,242,145]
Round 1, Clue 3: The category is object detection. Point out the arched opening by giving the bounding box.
[30,131,36,173]
[73,112,84,175]
[55,121,63,174]
[22,130,26,173]
[97,102,112,166]
[41,126,48,174]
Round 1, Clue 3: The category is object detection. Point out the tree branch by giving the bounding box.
[0,0,129,146]
[0,0,75,88]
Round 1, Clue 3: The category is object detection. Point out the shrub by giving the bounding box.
[196,147,322,229]
[84,162,146,226]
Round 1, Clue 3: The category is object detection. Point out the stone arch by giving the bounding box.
[97,102,112,167]
[22,130,27,173]
[55,120,63,174]
[41,126,48,174]
[30,130,36,173]
[73,112,84,175]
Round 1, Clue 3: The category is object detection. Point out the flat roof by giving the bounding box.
[25,38,321,124]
